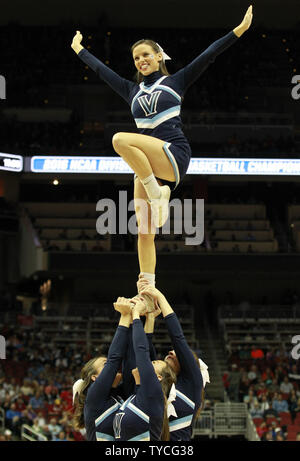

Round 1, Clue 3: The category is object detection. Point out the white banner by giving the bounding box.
[30,155,300,176]
[0,152,23,172]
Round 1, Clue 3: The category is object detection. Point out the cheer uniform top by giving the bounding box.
[84,325,129,441]
[113,319,164,441]
[148,312,203,440]
[165,313,203,440]
[77,30,239,189]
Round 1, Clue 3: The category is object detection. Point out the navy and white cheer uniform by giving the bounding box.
[77,30,239,189]
[113,319,164,441]
[165,313,203,440]
[119,326,157,401]
[148,312,203,440]
[84,325,128,441]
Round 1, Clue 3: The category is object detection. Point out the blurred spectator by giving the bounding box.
[54,430,67,441]
[48,417,62,440]
[238,371,250,401]
[45,380,58,397]
[20,379,34,397]
[256,421,268,439]
[250,402,264,418]
[262,430,274,441]
[256,381,268,398]
[5,403,22,433]
[243,389,258,408]
[259,394,270,416]
[227,364,241,402]
[29,391,45,410]
[272,394,289,413]
[279,376,293,395]
[261,367,274,386]
[248,365,260,385]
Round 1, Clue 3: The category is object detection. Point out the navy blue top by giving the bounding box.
[165,313,203,440]
[120,324,136,400]
[120,328,157,401]
[84,325,128,441]
[77,31,239,145]
[113,319,164,441]
[149,313,203,441]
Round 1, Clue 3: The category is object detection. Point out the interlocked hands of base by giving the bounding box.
[113,276,162,317]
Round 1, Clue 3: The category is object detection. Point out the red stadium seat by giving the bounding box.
[266,416,278,425]
[279,412,292,425]
[288,424,300,430]
[287,424,300,440]
[294,414,300,424]
[253,417,264,427]
[287,433,297,441]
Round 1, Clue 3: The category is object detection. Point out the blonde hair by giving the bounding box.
[131,39,170,84]
[191,350,205,419]
[73,357,106,430]
[159,363,177,441]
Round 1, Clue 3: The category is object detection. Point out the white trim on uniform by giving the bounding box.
[119,395,134,411]
[156,85,181,102]
[128,431,150,441]
[95,401,120,426]
[131,89,144,112]
[127,402,149,423]
[135,106,181,129]
[96,431,115,441]
[169,415,193,432]
[163,142,180,187]
[140,76,167,94]
[175,389,195,409]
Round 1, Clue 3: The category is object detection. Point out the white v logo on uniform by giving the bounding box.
[137,91,162,117]
[113,412,125,439]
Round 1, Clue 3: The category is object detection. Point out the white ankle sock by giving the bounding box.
[141,272,156,286]
[141,174,161,200]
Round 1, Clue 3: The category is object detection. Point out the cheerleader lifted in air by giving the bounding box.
[71,5,253,288]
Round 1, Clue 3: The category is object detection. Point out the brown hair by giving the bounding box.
[73,357,106,430]
[159,363,177,441]
[191,350,205,419]
[131,39,170,84]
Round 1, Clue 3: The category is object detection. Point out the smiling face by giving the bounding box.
[132,43,162,76]
[164,350,181,375]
